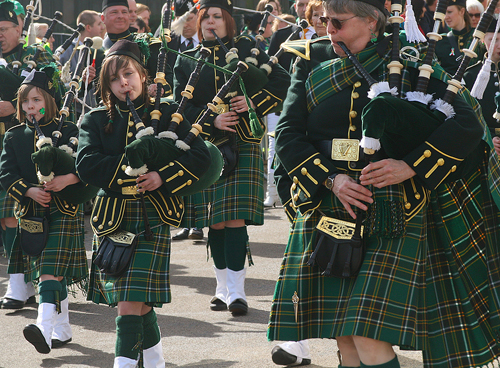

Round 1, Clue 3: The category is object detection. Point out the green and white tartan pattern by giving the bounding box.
[8,200,88,287]
[0,189,16,219]
[87,198,171,307]
[268,155,500,368]
[182,138,265,227]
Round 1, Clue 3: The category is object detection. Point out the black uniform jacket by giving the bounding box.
[464,59,500,136]
[0,118,83,217]
[76,97,211,236]
[173,35,291,145]
[275,38,483,216]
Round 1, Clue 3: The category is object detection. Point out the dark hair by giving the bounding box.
[98,55,150,133]
[448,4,472,31]
[134,15,151,33]
[197,7,236,41]
[411,0,426,22]
[16,84,58,123]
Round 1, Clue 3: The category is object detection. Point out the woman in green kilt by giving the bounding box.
[267,0,500,367]
[0,67,88,354]
[173,0,290,316]
[76,39,212,367]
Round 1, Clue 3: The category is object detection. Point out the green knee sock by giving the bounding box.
[3,226,16,258]
[60,277,68,301]
[339,365,361,368]
[142,309,161,350]
[38,279,62,312]
[224,226,248,271]
[360,356,400,368]
[115,315,144,360]
[208,228,226,269]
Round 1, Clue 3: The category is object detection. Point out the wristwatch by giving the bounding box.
[324,173,339,190]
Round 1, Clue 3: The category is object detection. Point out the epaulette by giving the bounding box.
[282,37,329,61]
[235,34,254,44]
[6,124,24,133]
[89,106,107,114]
[184,44,201,53]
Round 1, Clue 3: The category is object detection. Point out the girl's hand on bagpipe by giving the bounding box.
[0,101,15,118]
[136,171,162,192]
[82,65,97,83]
[332,174,373,219]
[148,84,164,97]
[230,95,254,113]
[214,112,239,133]
[26,187,52,207]
[360,159,416,188]
[43,173,80,193]
[493,136,500,156]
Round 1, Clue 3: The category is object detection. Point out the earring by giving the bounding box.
[370,29,377,44]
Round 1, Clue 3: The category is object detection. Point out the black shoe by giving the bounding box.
[210,297,227,311]
[172,228,190,240]
[271,346,311,366]
[52,337,72,348]
[188,228,204,240]
[1,297,26,309]
[228,298,248,316]
[26,295,37,305]
[23,324,51,354]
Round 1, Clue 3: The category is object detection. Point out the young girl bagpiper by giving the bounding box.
[76,39,213,367]
[0,66,88,354]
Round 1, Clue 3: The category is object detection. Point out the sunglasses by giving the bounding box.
[468,12,481,18]
[319,15,357,30]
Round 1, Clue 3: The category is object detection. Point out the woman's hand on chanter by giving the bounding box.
[26,187,52,207]
[136,172,162,192]
[360,158,416,188]
[331,174,373,219]
[493,136,500,156]
[44,174,80,193]
[214,111,239,133]
[230,95,255,114]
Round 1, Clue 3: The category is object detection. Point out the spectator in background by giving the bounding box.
[467,0,484,28]
[420,0,449,36]
[272,13,296,32]
[305,0,326,37]
[132,15,150,34]
[33,23,54,51]
[136,3,151,26]
[256,0,282,14]
[128,0,138,31]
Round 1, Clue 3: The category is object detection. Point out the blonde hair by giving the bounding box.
[272,13,295,33]
[16,84,58,123]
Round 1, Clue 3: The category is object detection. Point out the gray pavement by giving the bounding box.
[0,206,424,368]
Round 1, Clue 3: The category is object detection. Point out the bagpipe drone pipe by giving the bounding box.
[343,0,498,171]
[30,38,99,205]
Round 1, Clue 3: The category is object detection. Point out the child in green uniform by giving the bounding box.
[0,68,88,354]
[76,39,212,367]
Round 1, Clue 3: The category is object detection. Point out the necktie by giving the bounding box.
[180,38,193,52]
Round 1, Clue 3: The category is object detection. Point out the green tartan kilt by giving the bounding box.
[268,157,500,368]
[8,201,88,287]
[87,198,171,307]
[0,190,16,219]
[182,138,264,227]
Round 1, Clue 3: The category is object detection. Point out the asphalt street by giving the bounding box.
[0,206,425,368]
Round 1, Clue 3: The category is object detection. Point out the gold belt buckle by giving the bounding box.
[316,216,363,240]
[215,104,229,115]
[331,139,359,162]
[122,185,137,195]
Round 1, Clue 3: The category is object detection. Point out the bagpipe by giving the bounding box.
[30,38,99,205]
[261,19,309,76]
[344,0,499,162]
[122,2,223,198]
